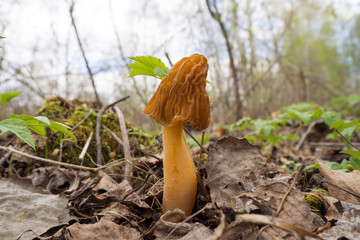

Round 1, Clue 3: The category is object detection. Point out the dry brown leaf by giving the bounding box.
[237,177,325,240]
[320,200,360,240]
[29,167,90,194]
[205,136,268,207]
[66,218,140,240]
[317,160,360,204]
[154,209,213,240]
[0,178,74,240]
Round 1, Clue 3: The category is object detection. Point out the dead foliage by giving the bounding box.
[1,99,360,240]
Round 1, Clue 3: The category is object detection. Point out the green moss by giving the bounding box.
[35,97,159,168]
[304,187,328,218]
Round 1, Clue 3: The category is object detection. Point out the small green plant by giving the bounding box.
[331,94,360,115]
[0,91,21,118]
[281,160,302,173]
[0,114,76,149]
[127,56,169,79]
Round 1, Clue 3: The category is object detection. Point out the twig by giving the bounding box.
[139,149,162,161]
[72,110,93,131]
[164,203,214,240]
[183,128,208,154]
[309,142,360,147]
[121,174,151,202]
[197,131,206,174]
[69,0,102,107]
[113,106,132,181]
[258,165,305,237]
[96,96,130,165]
[320,177,360,199]
[335,129,360,151]
[103,125,123,145]
[0,145,113,172]
[276,165,305,216]
[165,52,173,67]
[295,120,320,150]
[235,214,322,240]
[79,131,94,161]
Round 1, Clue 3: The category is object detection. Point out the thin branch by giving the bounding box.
[121,174,151,202]
[113,106,132,181]
[139,149,162,161]
[335,129,360,151]
[69,0,102,107]
[79,131,94,160]
[103,125,123,145]
[320,177,360,199]
[206,0,242,119]
[164,203,214,240]
[276,165,305,216]
[0,145,102,171]
[96,96,130,165]
[72,110,93,131]
[108,0,148,106]
[236,214,322,240]
[295,120,321,151]
[183,128,209,154]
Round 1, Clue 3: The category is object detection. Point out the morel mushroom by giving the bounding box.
[143,54,210,216]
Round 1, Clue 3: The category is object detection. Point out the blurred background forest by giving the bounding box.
[1,0,360,128]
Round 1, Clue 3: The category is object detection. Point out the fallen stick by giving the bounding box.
[113,106,132,181]
[79,131,94,161]
[0,145,115,172]
[96,96,130,165]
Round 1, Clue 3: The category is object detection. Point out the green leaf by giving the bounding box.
[128,56,169,79]
[10,114,76,141]
[49,122,77,142]
[0,92,21,104]
[341,150,360,159]
[322,111,341,127]
[304,163,320,171]
[341,126,356,139]
[348,156,360,170]
[325,162,347,171]
[347,94,360,106]
[0,118,35,149]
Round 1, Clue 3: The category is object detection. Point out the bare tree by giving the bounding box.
[69,0,102,107]
[206,0,243,120]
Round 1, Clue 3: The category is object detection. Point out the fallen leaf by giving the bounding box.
[154,209,213,240]
[320,201,360,240]
[237,176,325,240]
[0,178,74,240]
[66,218,140,240]
[29,167,90,194]
[318,160,360,205]
[205,136,268,208]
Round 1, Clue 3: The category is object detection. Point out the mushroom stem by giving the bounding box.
[161,122,197,216]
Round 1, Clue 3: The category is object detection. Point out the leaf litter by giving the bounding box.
[1,98,360,239]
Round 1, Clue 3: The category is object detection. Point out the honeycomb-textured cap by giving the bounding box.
[143,54,210,130]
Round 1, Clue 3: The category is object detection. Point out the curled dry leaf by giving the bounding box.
[205,136,268,208]
[236,177,325,240]
[69,172,153,218]
[29,167,90,194]
[65,218,140,240]
[154,209,213,240]
[317,160,360,205]
[320,200,360,240]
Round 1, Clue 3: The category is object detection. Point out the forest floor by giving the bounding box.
[0,97,360,240]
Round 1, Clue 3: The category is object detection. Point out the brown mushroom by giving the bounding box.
[143,54,210,216]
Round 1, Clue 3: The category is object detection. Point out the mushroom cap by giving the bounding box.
[143,54,210,131]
